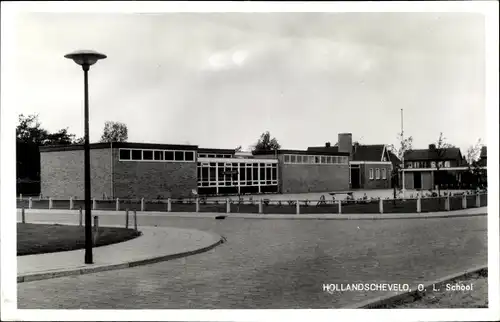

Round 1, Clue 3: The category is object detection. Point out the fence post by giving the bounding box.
[226,198,230,213]
[338,200,342,214]
[19,194,23,201]
[93,215,99,245]
[39,194,42,201]
[69,197,74,210]
[28,197,32,209]
[93,198,96,210]
[445,195,450,211]
[258,199,263,214]
[125,209,129,229]
[141,198,145,212]
[195,198,200,212]
[167,198,172,212]
[296,200,300,215]
[48,198,53,209]
[462,194,467,209]
[417,195,421,213]
[476,193,480,207]
[379,198,383,214]
[116,198,120,211]
[21,207,26,224]
[133,210,138,231]
[79,207,83,226]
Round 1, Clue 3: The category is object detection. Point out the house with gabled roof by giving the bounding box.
[402,144,486,190]
[308,133,398,190]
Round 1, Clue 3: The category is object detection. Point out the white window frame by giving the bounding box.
[444,161,450,168]
[369,168,374,180]
[382,168,386,180]
[375,168,380,180]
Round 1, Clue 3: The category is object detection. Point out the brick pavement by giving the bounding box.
[18,224,223,282]
[17,213,487,309]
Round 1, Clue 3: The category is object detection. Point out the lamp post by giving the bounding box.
[64,50,107,264]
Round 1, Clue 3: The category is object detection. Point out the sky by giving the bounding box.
[12,11,486,153]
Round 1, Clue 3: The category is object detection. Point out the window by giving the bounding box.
[199,154,207,158]
[154,150,163,160]
[438,161,443,167]
[119,149,131,160]
[382,168,387,180]
[174,151,184,161]
[131,150,142,160]
[185,151,195,161]
[431,161,436,168]
[290,155,296,163]
[444,161,450,168]
[143,150,153,161]
[202,167,209,181]
[301,155,307,163]
[209,167,216,181]
[375,168,380,180]
[272,167,277,180]
[164,151,174,161]
[266,168,271,181]
[413,162,419,169]
[369,168,374,180]
[284,155,290,163]
[321,156,327,164]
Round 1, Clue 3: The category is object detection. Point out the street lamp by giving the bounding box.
[65,50,107,264]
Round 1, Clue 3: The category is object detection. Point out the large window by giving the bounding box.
[382,168,387,180]
[369,168,374,180]
[283,154,348,165]
[375,168,380,180]
[119,148,196,162]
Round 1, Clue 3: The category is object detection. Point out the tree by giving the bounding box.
[100,121,128,143]
[465,139,482,166]
[388,132,413,199]
[252,131,281,153]
[433,132,454,196]
[464,139,485,189]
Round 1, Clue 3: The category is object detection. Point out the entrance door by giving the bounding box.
[351,168,360,189]
[413,172,422,189]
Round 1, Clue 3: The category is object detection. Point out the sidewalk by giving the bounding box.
[19,206,488,220]
[18,224,224,283]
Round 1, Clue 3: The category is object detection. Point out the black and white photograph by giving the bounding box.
[1,1,499,321]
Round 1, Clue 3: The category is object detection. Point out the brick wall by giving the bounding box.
[281,164,349,193]
[40,148,112,199]
[362,163,392,189]
[113,157,197,199]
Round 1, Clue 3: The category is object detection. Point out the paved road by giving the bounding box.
[17,213,487,309]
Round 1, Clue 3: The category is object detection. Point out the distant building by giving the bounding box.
[308,133,397,190]
[401,144,486,190]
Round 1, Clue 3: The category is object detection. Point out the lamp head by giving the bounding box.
[64,50,107,67]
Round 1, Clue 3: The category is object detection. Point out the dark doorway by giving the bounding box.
[351,167,360,189]
[413,172,422,189]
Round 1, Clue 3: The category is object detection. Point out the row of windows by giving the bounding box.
[197,162,278,186]
[198,153,232,158]
[284,154,349,165]
[406,161,451,169]
[369,168,387,180]
[119,149,195,162]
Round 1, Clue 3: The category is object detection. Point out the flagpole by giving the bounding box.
[401,109,405,198]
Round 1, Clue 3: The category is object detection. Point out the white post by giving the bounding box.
[417,195,421,213]
[379,198,383,214]
[69,197,74,210]
[93,215,99,245]
[338,200,342,214]
[141,198,145,212]
[48,198,53,209]
[116,198,120,211]
[19,194,23,201]
[226,198,230,213]
[133,210,138,231]
[445,195,450,211]
[259,199,263,214]
[167,198,172,212]
[476,193,480,207]
[28,197,32,209]
[196,198,200,212]
[462,194,467,209]
[39,194,42,201]
[93,198,96,210]
[296,200,300,215]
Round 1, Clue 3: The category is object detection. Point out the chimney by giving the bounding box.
[325,142,331,148]
[429,144,436,150]
[337,133,353,158]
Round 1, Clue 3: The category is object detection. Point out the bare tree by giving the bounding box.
[464,139,485,189]
[388,132,413,199]
[465,139,482,166]
[433,132,454,196]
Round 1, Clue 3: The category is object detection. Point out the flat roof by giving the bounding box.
[253,149,350,156]
[40,142,199,152]
[197,148,235,154]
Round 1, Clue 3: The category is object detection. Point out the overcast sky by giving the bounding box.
[13,12,485,152]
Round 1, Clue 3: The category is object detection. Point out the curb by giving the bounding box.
[17,235,225,283]
[225,213,487,220]
[344,265,488,309]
